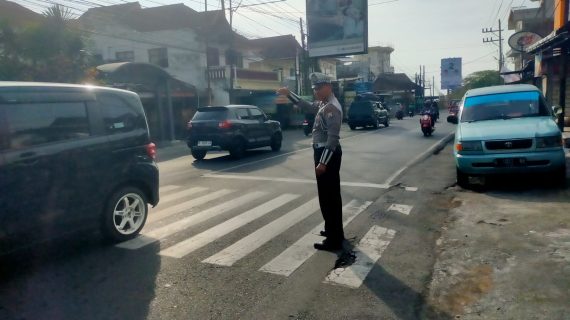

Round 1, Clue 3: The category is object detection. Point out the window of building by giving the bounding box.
[225,49,243,68]
[207,47,220,66]
[115,51,134,62]
[148,47,168,68]
[3,102,90,149]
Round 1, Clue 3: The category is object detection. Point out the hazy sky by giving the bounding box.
[20,0,542,93]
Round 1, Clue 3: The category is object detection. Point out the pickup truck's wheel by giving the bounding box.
[456,168,469,188]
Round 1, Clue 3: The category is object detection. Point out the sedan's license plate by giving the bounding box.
[496,158,526,167]
[197,141,212,147]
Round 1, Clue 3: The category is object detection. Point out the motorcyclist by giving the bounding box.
[421,104,435,128]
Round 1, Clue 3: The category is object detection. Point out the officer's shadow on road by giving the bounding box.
[0,232,161,320]
[334,242,453,320]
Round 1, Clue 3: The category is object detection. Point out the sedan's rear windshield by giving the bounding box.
[192,108,228,120]
[461,91,549,122]
[349,102,374,114]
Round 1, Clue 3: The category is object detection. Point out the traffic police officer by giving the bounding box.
[277,73,344,251]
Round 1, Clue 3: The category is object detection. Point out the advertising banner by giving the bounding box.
[306,0,368,57]
[441,58,462,90]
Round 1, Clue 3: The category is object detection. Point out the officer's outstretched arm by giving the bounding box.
[286,91,319,114]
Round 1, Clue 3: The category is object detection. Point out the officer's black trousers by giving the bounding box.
[313,146,344,243]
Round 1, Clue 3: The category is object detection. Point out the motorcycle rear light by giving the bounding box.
[146,142,157,160]
[303,120,308,124]
[218,120,232,129]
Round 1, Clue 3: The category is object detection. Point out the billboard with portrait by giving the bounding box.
[441,58,462,90]
[306,0,368,58]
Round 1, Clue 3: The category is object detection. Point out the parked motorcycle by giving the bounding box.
[420,113,434,136]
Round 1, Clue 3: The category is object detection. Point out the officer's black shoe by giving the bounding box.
[314,239,343,251]
[319,230,327,237]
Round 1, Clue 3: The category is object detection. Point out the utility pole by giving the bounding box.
[300,18,308,95]
[204,0,211,105]
[482,19,504,73]
[229,0,234,104]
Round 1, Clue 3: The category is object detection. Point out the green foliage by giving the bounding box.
[0,5,88,83]
[450,70,503,100]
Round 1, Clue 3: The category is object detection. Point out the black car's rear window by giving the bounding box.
[193,108,228,120]
[349,102,374,114]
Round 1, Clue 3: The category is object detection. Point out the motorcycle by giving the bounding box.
[420,113,434,136]
[408,109,414,117]
[303,113,314,136]
[395,109,404,120]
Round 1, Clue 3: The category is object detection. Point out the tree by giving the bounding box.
[0,5,88,83]
[450,70,502,100]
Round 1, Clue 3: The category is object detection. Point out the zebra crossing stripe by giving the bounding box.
[324,225,396,288]
[159,194,300,258]
[160,187,208,204]
[148,189,234,223]
[116,191,266,250]
[259,199,372,276]
[202,197,320,267]
[159,185,181,194]
[387,204,413,216]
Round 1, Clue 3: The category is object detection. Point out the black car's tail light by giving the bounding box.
[146,142,157,160]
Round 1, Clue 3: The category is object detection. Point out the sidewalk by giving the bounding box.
[424,152,570,319]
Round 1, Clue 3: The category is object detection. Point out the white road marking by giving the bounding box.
[148,189,235,223]
[404,187,418,192]
[384,132,454,186]
[160,187,208,204]
[160,185,181,194]
[387,204,413,215]
[203,174,392,189]
[116,191,266,250]
[160,194,300,258]
[260,199,372,276]
[324,225,396,288]
[202,197,320,266]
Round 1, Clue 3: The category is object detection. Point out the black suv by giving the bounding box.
[347,100,390,130]
[0,82,159,253]
[187,105,282,160]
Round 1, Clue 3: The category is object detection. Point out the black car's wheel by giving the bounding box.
[270,133,282,151]
[373,118,379,129]
[349,124,356,130]
[230,138,246,159]
[191,149,207,160]
[384,118,390,127]
[456,168,469,188]
[101,187,148,243]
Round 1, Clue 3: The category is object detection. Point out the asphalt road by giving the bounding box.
[0,116,458,320]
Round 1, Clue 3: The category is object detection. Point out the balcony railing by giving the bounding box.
[206,66,279,82]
